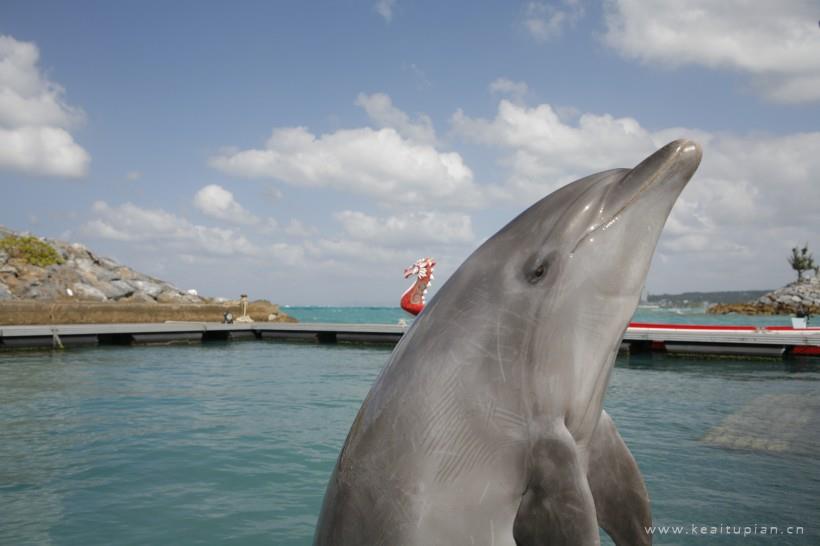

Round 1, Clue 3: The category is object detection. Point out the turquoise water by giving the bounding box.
[284,305,798,327]
[2,317,818,544]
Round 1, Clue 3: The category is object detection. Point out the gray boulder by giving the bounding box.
[95,279,135,300]
[0,281,13,300]
[71,283,108,302]
[95,255,120,270]
[129,279,164,298]
[755,276,820,312]
[90,264,118,282]
[156,290,187,303]
[68,242,89,253]
[20,281,63,300]
[110,266,139,281]
[71,257,97,276]
[120,292,157,304]
[179,293,203,304]
[68,256,116,283]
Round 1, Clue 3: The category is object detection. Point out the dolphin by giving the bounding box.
[314,139,702,546]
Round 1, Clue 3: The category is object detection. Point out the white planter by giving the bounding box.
[791,317,807,329]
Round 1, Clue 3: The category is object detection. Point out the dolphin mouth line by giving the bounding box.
[569,145,683,255]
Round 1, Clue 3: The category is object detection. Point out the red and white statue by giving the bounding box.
[400,257,435,316]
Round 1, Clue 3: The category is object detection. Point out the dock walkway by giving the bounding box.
[1,322,818,358]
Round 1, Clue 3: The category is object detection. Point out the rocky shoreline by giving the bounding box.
[1,225,209,304]
[708,277,820,316]
[0,226,294,324]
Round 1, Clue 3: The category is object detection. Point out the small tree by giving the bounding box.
[788,244,816,282]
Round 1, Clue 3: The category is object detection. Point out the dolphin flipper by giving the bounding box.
[588,411,652,546]
[513,428,601,545]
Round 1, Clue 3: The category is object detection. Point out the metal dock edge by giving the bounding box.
[0,322,818,357]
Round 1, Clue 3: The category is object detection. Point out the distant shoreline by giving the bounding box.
[708,302,819,316]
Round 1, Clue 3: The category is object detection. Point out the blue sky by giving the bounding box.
[1,0,819,305]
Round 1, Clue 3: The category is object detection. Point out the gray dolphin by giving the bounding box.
[314,139,702,546]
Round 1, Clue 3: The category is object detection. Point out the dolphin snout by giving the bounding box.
[611,138,702,208]
[669,138,703,183]
[641,138,701,191]
[678,139,702,157]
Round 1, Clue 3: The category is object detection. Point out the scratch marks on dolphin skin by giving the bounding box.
[574,304,613,341]
[483,399,527,432]
[389,491,414,527]
[445,296,489,325]
[493,406,527,429]
[434,422,494,483]
[415,499,430,528]
[434,433,522,484]
[496,316,507,383]
[496,304,538,325]
[479,481,491,504]
[420,369,524,484]
[420,366,462,450]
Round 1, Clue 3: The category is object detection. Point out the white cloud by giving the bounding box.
[286,210,477,284]
[335,210,474,246]
[451,98,820,290]
[210,124,481,207]
[356,92,436,144]
[452,99,655,199]
[375,0,396,22]
[0,126,90,178]
[0,35,89,177]
[489,78,529,101]
[83,201,258,256]
[268,242,308,267]
[126,170,142,181]
[259,217,279,233]
[603,0,820,103]
[194,184,259,225]
[262,184,283,202]
[523,1,584,42]
[671,130,820,229]
[305,238,407,265]
[285,219,317,238]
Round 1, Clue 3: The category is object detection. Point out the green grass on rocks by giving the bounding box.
[0,235,64,267]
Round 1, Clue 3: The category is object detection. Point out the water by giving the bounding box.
[1,313,818,545]
[284,305,798,327]
[1,343,385,545]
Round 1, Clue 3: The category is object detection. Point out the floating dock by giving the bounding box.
[0,321,818,358]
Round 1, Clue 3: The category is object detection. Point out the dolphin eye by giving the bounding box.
[527,260,550,284]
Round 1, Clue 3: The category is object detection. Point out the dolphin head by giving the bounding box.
[510,139,702,315]
[426,139,701,436]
